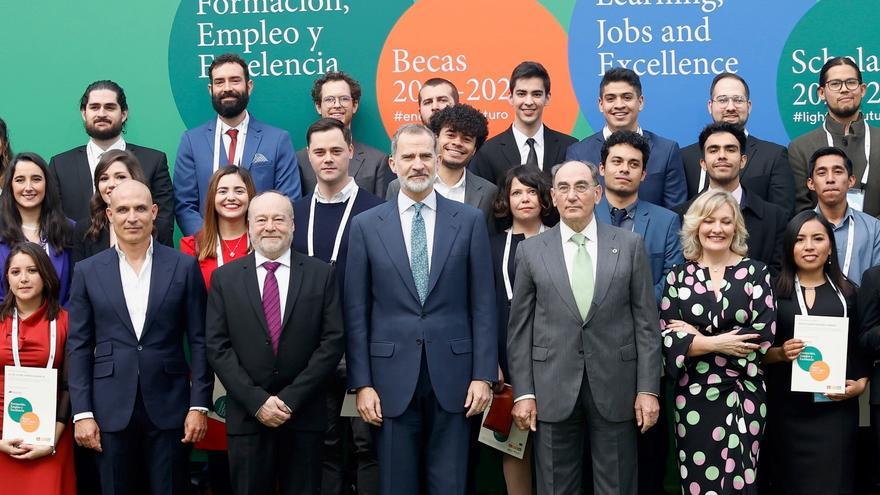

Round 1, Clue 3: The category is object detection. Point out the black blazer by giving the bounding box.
[681,135,795,218]
[48,143,175,246]
[297,140,390,198]
[71,219,110,266]
[469,125,578,186]
[206,251,345,434]
[857,266,880,403]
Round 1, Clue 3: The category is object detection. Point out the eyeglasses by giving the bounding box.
[824,78,861,92]
[712,95,748,107]
[555,183,594,195]
[322,95,353,106]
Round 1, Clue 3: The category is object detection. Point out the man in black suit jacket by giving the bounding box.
[675,123,786,275]
[207,191,345,495]
[48,80,175,245]
[297,71,390,197]
[470,61,577,186]
[680,73,795,218]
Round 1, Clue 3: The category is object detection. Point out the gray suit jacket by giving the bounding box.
[386,169,498,234]
[507,222,661,423]
[298,140,390,197]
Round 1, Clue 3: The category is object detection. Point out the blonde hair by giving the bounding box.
[680,189,748,261]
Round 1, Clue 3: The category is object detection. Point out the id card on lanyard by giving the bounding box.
[825,122,871,211]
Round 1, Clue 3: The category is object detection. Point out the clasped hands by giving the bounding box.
[256,396,292,427]
[0,437,54,460]
[666,319,759,358]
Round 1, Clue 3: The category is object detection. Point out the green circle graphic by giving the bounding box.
[796,345,823,372]
[7,397,33,423]
[214,396,227,419]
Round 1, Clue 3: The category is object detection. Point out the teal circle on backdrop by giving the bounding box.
[796,345,823,372]
[214,396,227,419]
[7,397,32,423]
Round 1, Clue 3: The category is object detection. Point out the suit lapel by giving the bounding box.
[242,118,264,168]
[243,254,272,338]
[426,197,460,297]
[540,227,582,323]
[350,141,367,179]
[633,205,649,238]
[498,128,521,168]
[204,120,219,159]
[542,127,559,165]
[74,148,93,199]
[585,224,619,325]
[280,254,304,329]
[96,251,137,338]
[141,246,176,338]
[595,198,612,224]
[376,202,421,303]
[463,170,483,209]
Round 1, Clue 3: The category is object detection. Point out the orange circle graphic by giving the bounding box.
[809,361,830,382]
[19,412,40,433]
[375,0,579,138]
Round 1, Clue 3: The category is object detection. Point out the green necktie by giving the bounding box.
[570,233,594,320]
[411,202,428,304]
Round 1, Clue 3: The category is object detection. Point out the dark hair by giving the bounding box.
[208,53,250,82]
[428,104,489,149]
[710,72,750,99]
[698,122,747,157]
[311,71,362,105]
[775,210,854,299]
[306,117,352,146]
[808,146,853,177]
[510,61,551,94]
[0,153,70,254]
[419,78,459,104]
[493,165,556,231]
[819,57,862,86]
[86,150,147,241]
[0,117,12,180]
[600,68,642,97]
[79,80,128,112]
[600,130,650,170]
[196,166,257,261]
[0,242,62,321]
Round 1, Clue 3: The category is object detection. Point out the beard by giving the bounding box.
[212,90,250,118]
[84,118,123,141]
[828,100,860,120]
[400,172,437,194]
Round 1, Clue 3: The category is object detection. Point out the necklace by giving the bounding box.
[221,233,245,257]
[21,224,39,231]
[699,253,736,273]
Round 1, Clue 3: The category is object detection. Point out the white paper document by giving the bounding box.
[477,409,529,459]
[3,366,57,446]
[791,315,848,394]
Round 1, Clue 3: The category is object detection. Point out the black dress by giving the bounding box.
[764,282,868,495]
[490,231,526,383]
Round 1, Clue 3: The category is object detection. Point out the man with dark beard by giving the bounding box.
[790,57,880,217]
[48,80,175,246]
[173,53,301,236]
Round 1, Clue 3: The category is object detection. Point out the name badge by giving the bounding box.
[847,188,865,212]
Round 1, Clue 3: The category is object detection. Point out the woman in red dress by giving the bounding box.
[0,242,76,493]
[180,165,255,495]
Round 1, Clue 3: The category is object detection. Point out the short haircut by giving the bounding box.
[80,80,128,112]
[599,68,642,97]
[551,160,600,187]
[428,104,489,149]
[311,71,362,104]
[249,190,294,220]
[680,190,748,261]
[419,78,459,104]
[493,165,556,230]
[600,130,650,170]
[306,117,352,146]
[698,122,747,157]
[709,72,750,99]
[510,61,551,94]
[808,146,853,177]
[208,53,249,82]
[819,56,862,86]
[390,124,436,157]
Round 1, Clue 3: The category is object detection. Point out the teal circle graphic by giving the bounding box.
[214,396,227,419]
[796,345,823,372]
[7,397,32,423]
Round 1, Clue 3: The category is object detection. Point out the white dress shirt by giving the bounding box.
[315,177,357,204]
[398,190,437,272]
[433,170,466,203]
[708,184,743,205]
[86,137,127,191]
[255,248,292,318]
[218,111,249,166]
[559,217,598,286]
[512,123,545,170]
[602,125,643,139]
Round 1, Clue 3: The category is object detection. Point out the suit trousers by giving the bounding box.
[372,354,470,495]
[535,374,637,495]
[227,427,322,495]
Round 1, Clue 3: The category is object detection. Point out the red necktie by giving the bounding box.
[226,129,239,165]
[262,261,282,354]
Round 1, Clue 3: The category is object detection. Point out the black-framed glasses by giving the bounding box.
[825,78,861,92]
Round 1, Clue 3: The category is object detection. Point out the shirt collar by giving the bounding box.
[217,111,250,134]
[397,189,438,215]
[255,247,292,268]
[87,136,126,156]
[824,111,864,135]
[611,199,639,218]
[511,123,545,148]
[115,237,154,262]
[816,204,855,229]
[560,214,598,243]
[708,184,743,204]
[436,169,466,190]
[603,125,643,140]
[314,177,357,204]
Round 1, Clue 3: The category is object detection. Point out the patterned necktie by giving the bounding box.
[262,261,282,353]
[610,207,627,227]
[525,137,539,168]
[570,233,594,320]
[226,129,239,165]
[411,202,429,304]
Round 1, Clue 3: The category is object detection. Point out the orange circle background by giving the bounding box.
[19,412,40,433]
[809,361,830,382]
[375,0,579,139]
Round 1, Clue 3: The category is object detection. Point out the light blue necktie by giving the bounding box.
[411,202,429,304]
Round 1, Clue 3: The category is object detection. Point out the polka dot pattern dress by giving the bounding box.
[659,259,776,495]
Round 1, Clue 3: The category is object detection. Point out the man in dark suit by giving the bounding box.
[675,123,786,275]
[470,61,578,186]
[680,73,795,217]
[566,68,687,209]
[67,180,212,495]
[297,71,390,198]
[207,190,345,494]
[346,124,497,495]
[48,80,174,245]
[174,53,302,236]
[387,104,498,233]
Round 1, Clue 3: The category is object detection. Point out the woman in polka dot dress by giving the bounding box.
[660,191,776,495]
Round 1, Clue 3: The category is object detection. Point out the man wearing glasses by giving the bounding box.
[297,72,391,197]
[790,57,880,217]
[680,73,796,218]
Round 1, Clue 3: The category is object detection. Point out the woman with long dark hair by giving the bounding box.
[0,117,12,181]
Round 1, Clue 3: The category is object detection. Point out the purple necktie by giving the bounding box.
[262,261,282,354]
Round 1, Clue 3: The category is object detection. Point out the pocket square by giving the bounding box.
[252,153,269,164]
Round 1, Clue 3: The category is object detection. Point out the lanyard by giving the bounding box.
[215,235,249,268]
[794,274,847,318]
[11,309,57,369]
[213,117,246,172]
[308,187,359,264]
[502,225,546,301]
[841,216,855,275]
[824,121,871,186]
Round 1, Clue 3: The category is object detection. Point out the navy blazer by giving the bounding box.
[594,198,683,301]
[566,130,687,209]
[66,244,211,432]
[344,194,498,418]
[174,115,302,236]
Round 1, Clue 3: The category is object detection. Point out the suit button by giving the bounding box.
[265,340,270,346]
[137,345,143,351]
[578,350,584,356]
[416,339,423,345]
[273,369,279,375]
[420,313,426,319]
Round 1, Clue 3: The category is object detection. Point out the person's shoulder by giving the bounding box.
[740,257,769,274]
[543,125,579,146]
[747,135,786,153]
[352,198,393,224]
[853,208,880,228]
[50,145,87,163]
[293,193,313,211]
[353,140,388,160]
[643,129,678,148]
[480,126,515,150]
[291,250,333,276]
[467,170,496,190]
[640,200,678,221]
[248,116,289,137]
[184,119,214,136]
[354,188,384,209]
[75,246,114,271]
[788,125,824,148]
[179,235,197,253]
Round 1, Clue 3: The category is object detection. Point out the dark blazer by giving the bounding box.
[566,130,687,209]
[681,135,795,218]
[857,266,880,403]
[206,251,345,434]
[297,140,390,198]
[469,125,578,186]
[48,143,174,246]
[66,244,211,432]
[71,219,110,265]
